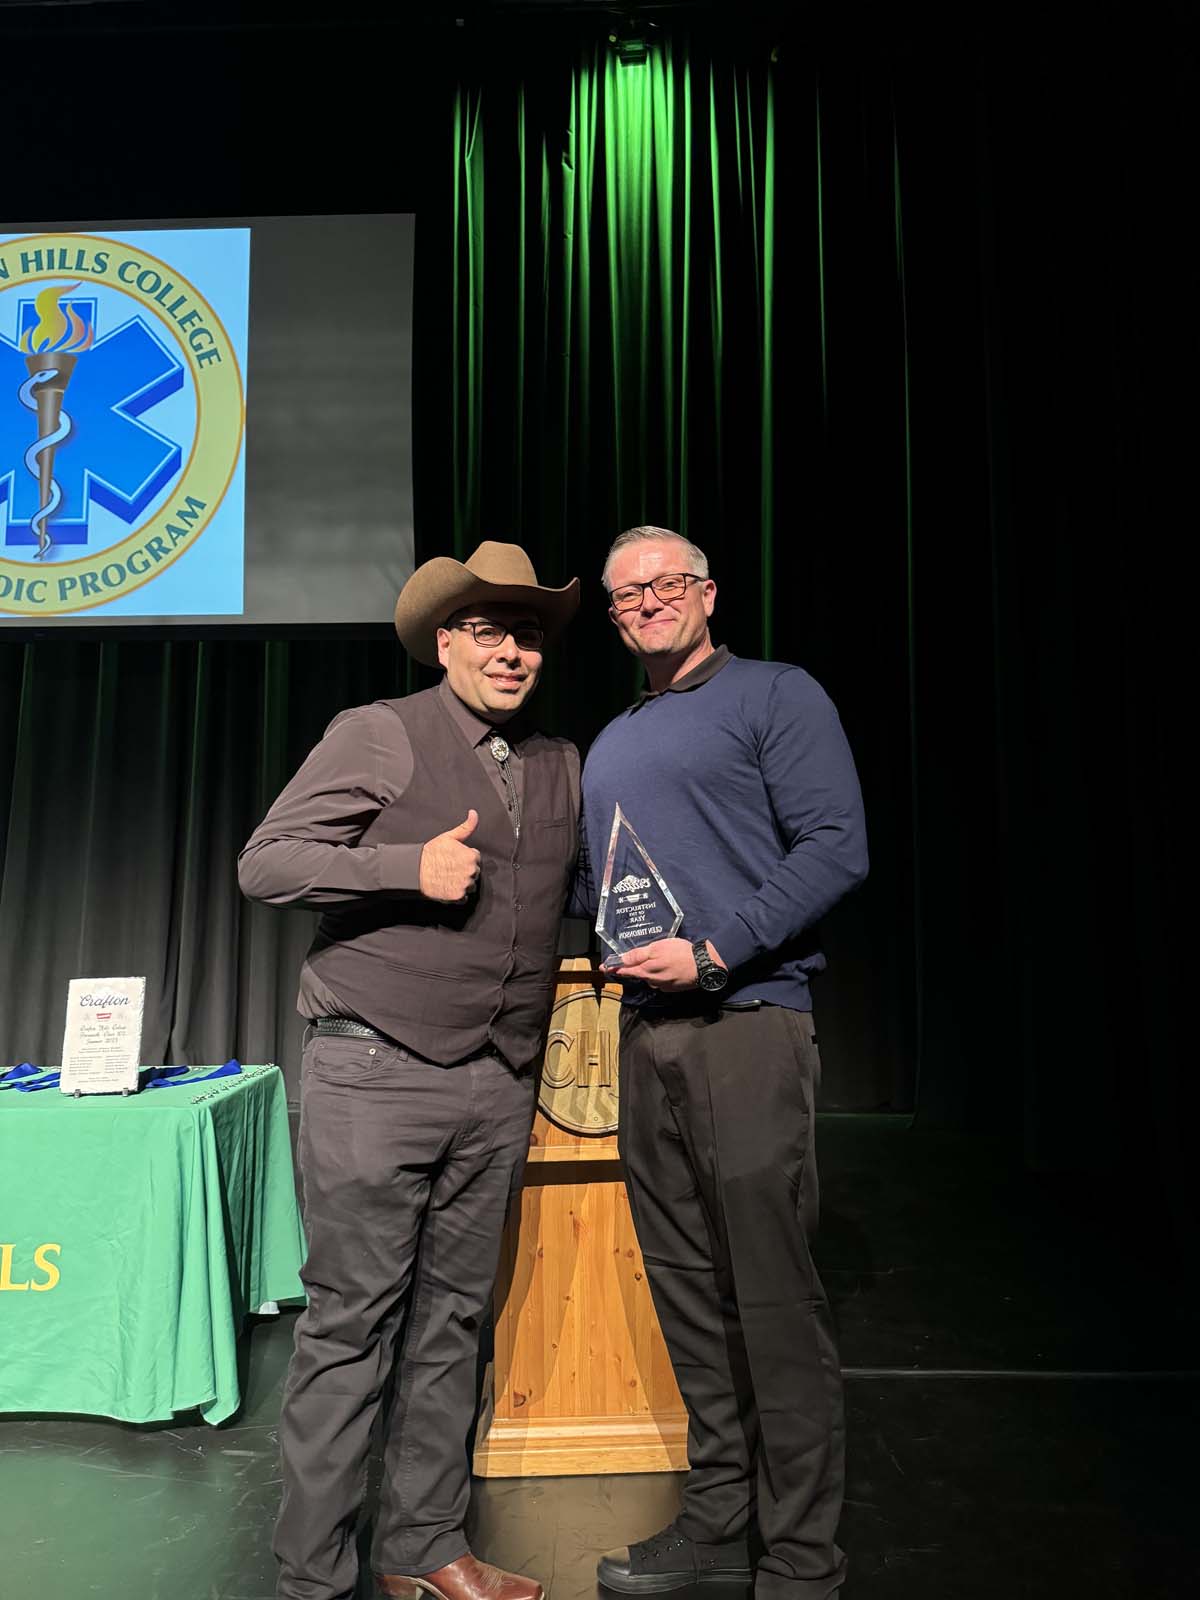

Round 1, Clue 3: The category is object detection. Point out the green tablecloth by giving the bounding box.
[0,1063,305,1425]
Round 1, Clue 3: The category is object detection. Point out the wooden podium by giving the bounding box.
[472,959,688,1477]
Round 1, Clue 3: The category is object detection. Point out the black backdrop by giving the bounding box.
[0,3,1192,1235]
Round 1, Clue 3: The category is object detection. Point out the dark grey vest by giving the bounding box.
[308,687,576,1067]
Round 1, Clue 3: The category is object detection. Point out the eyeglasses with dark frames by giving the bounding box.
[607,572,701,612]
[451,619,545,650]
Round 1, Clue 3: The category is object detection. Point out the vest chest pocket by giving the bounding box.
[526,816,572,845]
[521,815,576,872]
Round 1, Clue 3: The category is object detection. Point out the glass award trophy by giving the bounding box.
[595,804,684,963]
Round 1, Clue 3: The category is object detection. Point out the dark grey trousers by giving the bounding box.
[618,1003,846,1600]
[275,1032,535,1600]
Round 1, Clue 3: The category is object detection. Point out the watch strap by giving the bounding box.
[692,938,728,990]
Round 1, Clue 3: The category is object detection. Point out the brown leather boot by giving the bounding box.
[377,1553,545,1600]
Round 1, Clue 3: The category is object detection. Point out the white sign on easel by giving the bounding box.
[59,977,146,1096]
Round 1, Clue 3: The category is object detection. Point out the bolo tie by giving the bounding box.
[488,734,521,839]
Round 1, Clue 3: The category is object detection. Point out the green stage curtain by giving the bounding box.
[425,30,785,688]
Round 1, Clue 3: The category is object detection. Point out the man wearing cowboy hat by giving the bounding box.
[239,542,580,1600]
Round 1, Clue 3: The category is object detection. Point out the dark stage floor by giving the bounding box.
[2,1118,1196,1600]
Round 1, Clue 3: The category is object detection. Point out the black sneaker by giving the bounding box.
[597,1523,754,1593]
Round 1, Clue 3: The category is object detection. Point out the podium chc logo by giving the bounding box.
[0,233,244,615]
[0,1242,61,1291]
[538,985,621,1136]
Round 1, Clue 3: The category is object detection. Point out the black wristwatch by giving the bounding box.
[692,939,729,993]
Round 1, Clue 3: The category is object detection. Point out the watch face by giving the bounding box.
[699,968,727,992]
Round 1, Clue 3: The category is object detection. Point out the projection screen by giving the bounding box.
[0,213,414,628]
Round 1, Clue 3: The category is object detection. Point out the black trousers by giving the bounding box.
[274,1032,535,1600]
[618,1003,846,1600]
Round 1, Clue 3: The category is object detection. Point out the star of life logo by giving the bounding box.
[0,232,245,616]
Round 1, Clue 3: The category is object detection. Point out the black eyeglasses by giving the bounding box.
[607,572,701,612]
[451,620,545,650]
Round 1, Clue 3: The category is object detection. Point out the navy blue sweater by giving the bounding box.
[576,647,868,1011]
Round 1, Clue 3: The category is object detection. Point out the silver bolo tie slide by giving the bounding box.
[488,735,521,837]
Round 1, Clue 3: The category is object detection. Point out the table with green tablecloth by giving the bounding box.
[0,1063,306,1425]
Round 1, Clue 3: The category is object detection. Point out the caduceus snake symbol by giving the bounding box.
[16,281,94,561]
[19,367,73,559]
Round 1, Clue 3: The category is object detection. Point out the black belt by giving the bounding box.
[313,1018,514,1070]
[635,997,764,1021]
[314,1017,391,1041]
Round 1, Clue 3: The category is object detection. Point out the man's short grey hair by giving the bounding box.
[601,525,710,591]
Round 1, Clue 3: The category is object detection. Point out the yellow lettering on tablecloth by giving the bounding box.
[32,1243,61,1291]
[0,1242,62,1291]
[0,1243,30,1291]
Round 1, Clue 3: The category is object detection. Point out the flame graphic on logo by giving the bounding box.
[20,282,95,356]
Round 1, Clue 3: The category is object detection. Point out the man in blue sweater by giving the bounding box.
[578,527,868,1600]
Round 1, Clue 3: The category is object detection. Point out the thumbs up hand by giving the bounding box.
[419,810,482,903]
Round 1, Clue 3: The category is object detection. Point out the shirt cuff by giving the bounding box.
[376,842,424,894]
[705,913,761,975]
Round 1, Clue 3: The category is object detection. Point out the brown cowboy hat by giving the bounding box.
[394,540,580,667]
